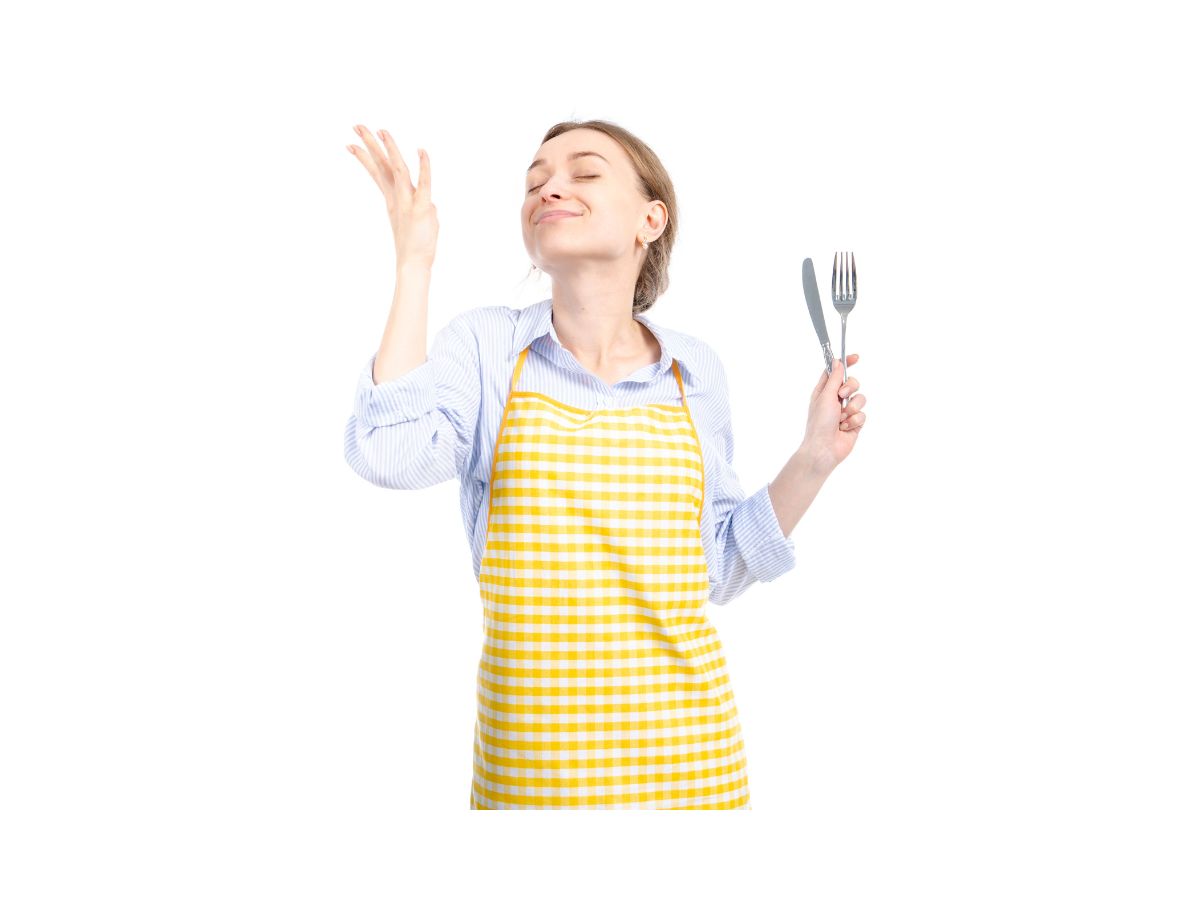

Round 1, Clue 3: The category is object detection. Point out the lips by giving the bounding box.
[537,211,581,223]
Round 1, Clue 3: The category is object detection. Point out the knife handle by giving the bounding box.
[820,342,834,374]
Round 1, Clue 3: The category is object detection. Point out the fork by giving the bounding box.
[832,251,857,409]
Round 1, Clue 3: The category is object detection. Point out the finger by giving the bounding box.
[839,411,865,430]
[415,147,431,198]
[356,124,390,172]
[836,377,859,400]
[824,358,844,395]
[378,129,415,193]
[847,353,859,365]
[349,126,387,191]
[838,395,866,420]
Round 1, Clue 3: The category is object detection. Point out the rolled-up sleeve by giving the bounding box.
[701,358,796,606]
[344,312,481,490]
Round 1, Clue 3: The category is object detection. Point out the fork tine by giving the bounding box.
[851,251,856,297]
[832,252,838,301]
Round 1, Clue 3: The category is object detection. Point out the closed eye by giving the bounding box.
[527,175,599,194]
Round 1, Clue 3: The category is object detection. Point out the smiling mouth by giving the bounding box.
[538,213,580,223]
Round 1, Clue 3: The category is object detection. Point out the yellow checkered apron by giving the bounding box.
[470,345,751,809]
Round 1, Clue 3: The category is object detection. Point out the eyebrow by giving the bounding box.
[526,151,610,174]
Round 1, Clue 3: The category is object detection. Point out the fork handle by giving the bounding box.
[839,314,849,410]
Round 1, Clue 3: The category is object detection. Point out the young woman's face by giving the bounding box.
[521,128,660,275]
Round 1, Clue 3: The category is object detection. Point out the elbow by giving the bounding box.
[342,416,453,490]
[344,443,405,489]
[705,540,794,607]
[706,575,752,607]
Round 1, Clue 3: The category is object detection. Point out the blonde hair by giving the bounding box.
[527,119,678,314]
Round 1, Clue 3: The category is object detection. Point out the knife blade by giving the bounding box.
[802,257,834,373]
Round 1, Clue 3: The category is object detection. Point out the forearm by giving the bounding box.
[766,444,834,539]
[372,262,433,385]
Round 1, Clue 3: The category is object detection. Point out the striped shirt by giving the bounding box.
[343,296,796,605]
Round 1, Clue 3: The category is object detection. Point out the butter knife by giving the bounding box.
[802,257,834,374]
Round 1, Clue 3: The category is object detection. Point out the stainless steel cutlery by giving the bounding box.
[801,258,835,376]
[802,252,857,410]
[832,251,857,407]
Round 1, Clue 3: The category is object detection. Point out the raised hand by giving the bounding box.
[347,124,439,269]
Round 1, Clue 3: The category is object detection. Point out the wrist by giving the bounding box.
[396,259,434,278]
[796,441,837,481]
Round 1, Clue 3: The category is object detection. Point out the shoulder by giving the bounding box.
[683,332,728,382]
[441,299,545,346]
[440,303,515,335]
[431,303,527,361]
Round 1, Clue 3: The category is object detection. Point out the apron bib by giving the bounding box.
[470,345,751,809]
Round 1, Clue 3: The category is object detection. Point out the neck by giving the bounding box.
[549,286,648,369]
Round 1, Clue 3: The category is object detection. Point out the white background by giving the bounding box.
[3,0,1197,897]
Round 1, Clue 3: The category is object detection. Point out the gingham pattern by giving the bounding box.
[345,297,796,607]
[470,346,751,809]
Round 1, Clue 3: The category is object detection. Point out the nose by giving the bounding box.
[536,171,574,200]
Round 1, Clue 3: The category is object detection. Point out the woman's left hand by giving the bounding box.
[801,353,866,474]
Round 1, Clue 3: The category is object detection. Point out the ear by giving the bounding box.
[642,200,668,240]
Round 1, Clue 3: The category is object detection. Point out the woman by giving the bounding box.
[344,120,867,810]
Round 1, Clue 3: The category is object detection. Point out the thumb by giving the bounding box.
[812,363,830,401]
[824,358,843,395]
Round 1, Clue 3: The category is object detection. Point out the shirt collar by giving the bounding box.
[510,297,701,387]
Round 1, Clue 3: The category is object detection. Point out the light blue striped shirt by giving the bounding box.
[344,297,796,605]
